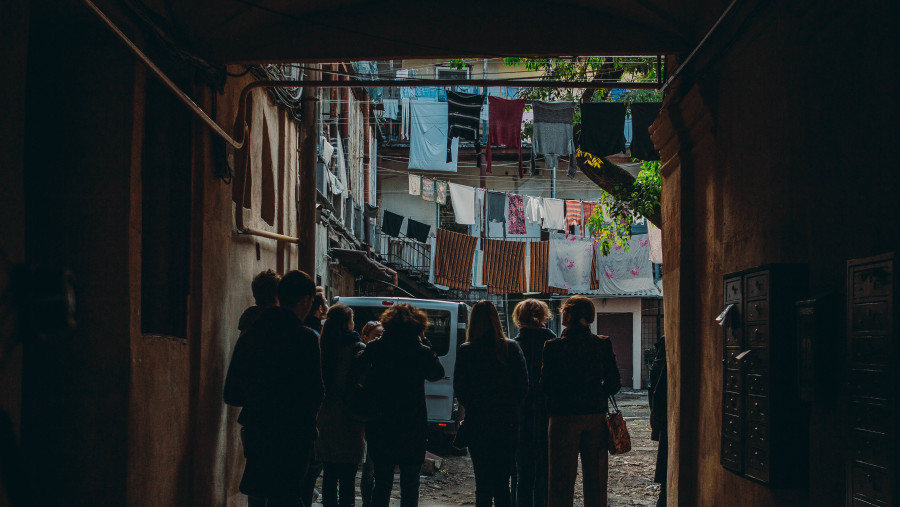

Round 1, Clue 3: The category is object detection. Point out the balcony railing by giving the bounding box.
[379,234,431,280]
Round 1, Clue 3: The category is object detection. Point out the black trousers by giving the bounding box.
[372,461,420,507]
[322,462,359,507]
[469,432,517,507]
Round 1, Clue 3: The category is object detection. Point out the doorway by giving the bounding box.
[597,312,634,389]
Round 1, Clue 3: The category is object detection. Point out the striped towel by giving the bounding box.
[529,241,568,294]
[434,229,478,290]
[483,239,527,294]
[565,200,583,229]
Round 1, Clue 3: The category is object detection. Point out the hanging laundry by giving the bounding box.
[400,98,411,140]
[406,219,431,243]
[421,177,435,202]
[541,198,566,230]
[383,99,399,120]
[448,183,476,225]
[528,241,568,294]
[629,102,661,161]
[486,191,507,223]
[579,102,626,157]
[446,91,483,162]
[582,201,598,236]
[408,102,459,172]
[475,188,486,227]
[334,133,348,191]
[483,239,527,294]
[321,136,335,165]
[590,248,600,290]
[486,96,526,177]
[525,196,543,224]
[434,229,479,290]
[532,101,575,174]
[507,194,526,235]
[435,180,449,205]
[415,86,440,101]
[408,174,421,195]
[593,235,658,294]
[649,222,663,264]
[382,210,404,238]
[565,200,583,230]
[548,233,594,292]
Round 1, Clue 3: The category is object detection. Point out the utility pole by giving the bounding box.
[298,65,320,275]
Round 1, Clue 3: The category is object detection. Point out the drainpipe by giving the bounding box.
[297,66,320,274]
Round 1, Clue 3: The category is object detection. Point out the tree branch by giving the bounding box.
[575,152,662,228]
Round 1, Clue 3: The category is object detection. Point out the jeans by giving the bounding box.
[361,449,375,507]
[469,432,516,507]
[515,436,548,507]
[322,462,358,507]
[547,414,609,507]
[372,462,420,507]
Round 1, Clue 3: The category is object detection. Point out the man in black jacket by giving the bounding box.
[648,336,667,507]
[224,270,324,507]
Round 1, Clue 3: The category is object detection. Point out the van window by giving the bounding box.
[348,306,453,357]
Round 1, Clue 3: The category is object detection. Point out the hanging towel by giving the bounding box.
[525,196,543,224]
[406,219,431,243]
[565,200,583,230]
[649,222,663,264]
[475,188,486,226]
[448,183,476,225]
[400,98,411,140]
[629,102,661,161]
[590,248,600,290]
[409,102,459,172]
[383,99,399,121]
[321,136,335,165]
[334,133,348,190]
[408,174,421,195]
[507,194,526,235]
[529,241,568,294]
[541,198,566,230]
[487,191,507,223]
[533,101,575,172]
[483,239,527,294]
[486,96,526,177]
[382,210,404,238]
[434,229,478,290]
[422,177,435,202]
[435,180,449,205]
[579,102,626,157]
[593,235,658,294]
[582,201,598,236]
[447,91,483,162]
[548,233,594,292]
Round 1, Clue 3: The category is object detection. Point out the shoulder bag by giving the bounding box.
[607,395,632,455]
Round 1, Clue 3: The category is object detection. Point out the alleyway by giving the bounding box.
[310,389,660,506]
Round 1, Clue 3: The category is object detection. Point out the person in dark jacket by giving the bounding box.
[316,304,366,507]
[358,320,384,507]
[304,291,328,335]
[512,299,556,507]
[648,336,667,507]
[542,295,620,507]
[454,300,529,507]
[363,303,444,507]
[237,269,280,336]
[224,270,324,507]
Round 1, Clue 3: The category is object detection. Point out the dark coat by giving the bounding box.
[224,306,325,496]
[541,327,621,417]
[316,330,366,464]
[648,337,667,442]
[363,331,445,465]
[514,327,556,444]
[454,340,529,427]
[238,305,267,334]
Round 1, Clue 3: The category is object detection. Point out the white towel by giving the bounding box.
[649,222,663,264]
[383,99,399,120]
[525,196,543,224]
[448,183,476,225]
[408,174,421,195]
[321,136,334,164]
[542,198,566,230]
[401,98,411,140]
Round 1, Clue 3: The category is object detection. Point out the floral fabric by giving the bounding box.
[548,233,594,292]
[436,180,449,205]
[422,177,435,202]
[507,194,526,235]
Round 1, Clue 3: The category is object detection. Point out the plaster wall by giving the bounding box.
[591,297,643,390]
[655,1,899,505]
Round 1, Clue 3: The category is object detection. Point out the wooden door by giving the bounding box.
[597,312,633,389]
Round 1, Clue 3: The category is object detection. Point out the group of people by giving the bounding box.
[224,268,634,507]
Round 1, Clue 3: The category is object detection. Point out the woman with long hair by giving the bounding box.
[542,296,620,507]
[454,300,528,507]
[512,299,556,507]
[363,303,444,507]
[315,303,366,507]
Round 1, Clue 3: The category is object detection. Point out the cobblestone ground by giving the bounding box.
[313,389,661,506]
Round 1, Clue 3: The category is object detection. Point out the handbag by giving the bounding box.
[451,420,471,450]
[606,395,632,455]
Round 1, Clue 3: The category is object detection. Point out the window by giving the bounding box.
[349,306,453,356]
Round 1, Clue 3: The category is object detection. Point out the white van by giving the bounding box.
[332,296,469,436]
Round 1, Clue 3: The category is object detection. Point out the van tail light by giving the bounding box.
[382,300,394,306]
[438,423,448,427]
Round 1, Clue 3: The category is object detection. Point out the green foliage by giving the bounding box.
[585,160,661,255]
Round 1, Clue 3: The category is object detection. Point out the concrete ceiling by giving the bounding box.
[120,0,731,64]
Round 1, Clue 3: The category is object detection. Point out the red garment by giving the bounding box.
[582,201,598,237]
[486,96,526,177]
